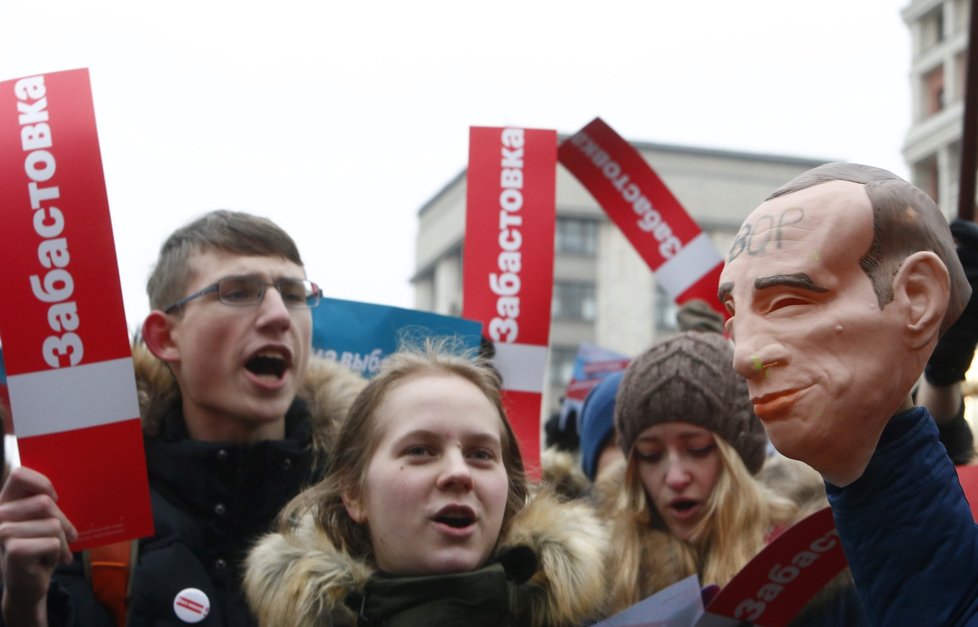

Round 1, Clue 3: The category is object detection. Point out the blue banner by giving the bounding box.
[312,297,483,378]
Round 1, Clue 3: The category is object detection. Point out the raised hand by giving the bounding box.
[0,466,77,627]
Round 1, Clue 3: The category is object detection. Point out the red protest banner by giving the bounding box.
[702,507,848,626]
[0,68,153,550]
[558,118,725,316]
[463,127,557,477]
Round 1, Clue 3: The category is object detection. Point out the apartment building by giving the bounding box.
[903,0,972,211]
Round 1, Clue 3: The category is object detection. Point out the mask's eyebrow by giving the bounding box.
[755,273,828,293]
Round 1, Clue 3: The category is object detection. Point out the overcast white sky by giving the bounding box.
[0,0,913,334]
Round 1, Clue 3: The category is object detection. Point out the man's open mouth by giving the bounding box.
[246,351,288,379]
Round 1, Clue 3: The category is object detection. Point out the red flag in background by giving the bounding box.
[559,117,726,316]
[464,127,557,478]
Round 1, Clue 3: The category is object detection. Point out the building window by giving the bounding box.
[555,217,597,256]
[552,281,596,321]
[925,66,946,116]
[654,285,679,331]
[549,345,578,388]
[954,0,968,34]
[923,7,945,49]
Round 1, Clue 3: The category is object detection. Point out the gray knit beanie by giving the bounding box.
[615,331,767,474]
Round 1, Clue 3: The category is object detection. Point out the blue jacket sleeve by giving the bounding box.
[826,407,978,627]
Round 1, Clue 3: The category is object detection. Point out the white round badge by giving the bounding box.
[173,588,210,623]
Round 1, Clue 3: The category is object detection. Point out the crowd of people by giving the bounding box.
[2,161,978,626]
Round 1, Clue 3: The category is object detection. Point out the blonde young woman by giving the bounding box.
[601,331,866,625]
[244,342,609,627]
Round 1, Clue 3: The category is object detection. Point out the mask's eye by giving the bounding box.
[768,296,810,312]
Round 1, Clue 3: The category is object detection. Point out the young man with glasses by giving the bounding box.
[0,210,366,627]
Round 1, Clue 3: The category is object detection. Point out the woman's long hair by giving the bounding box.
[605,435,796,612]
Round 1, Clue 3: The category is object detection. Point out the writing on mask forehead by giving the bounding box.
[727,207,804,262]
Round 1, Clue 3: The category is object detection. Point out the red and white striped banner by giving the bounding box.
[463,127,557,477]
[0,69,153,550]
[558,117,726,316]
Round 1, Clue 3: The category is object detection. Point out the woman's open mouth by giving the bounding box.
[669,499,702,522]
[432,505,476,535]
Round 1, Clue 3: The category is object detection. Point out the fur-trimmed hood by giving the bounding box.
[132,341,366,454]
[244,490,611,626]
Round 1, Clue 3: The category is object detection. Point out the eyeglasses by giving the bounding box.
[164,275,322,313]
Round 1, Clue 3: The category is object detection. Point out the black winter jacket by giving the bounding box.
[126,402,314,626]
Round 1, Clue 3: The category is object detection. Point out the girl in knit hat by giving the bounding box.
[601,331,811,613]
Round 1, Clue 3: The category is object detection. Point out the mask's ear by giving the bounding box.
[342,489,367,524]
[142,310,180,364]
[893,251,950,350]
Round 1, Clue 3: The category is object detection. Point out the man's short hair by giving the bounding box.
[146,210,304,311]
[767,162,969,334]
